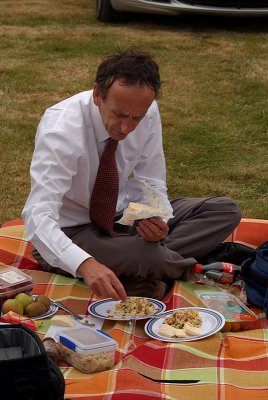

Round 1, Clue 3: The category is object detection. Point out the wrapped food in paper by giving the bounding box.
[116,180,174,226]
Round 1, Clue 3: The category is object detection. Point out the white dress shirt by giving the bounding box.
[22,90,172,277]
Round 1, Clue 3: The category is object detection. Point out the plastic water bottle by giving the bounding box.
[204,270,235,284]
[193,262,241,276]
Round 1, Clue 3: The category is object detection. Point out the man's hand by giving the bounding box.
[136,217,169,242]
[77,258,127,301]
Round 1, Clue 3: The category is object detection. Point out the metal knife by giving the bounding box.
[52,300,96,327]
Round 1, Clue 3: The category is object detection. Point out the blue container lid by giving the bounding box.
[56,326,118,354]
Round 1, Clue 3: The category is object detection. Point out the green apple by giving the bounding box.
[15,292,34,312]
[2,298,24,315]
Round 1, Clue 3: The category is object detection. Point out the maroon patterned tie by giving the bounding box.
[89,138,120,236]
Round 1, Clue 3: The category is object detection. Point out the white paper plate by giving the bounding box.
[144,307,225,342]
[0,295,58,323]
[88,297,166,320]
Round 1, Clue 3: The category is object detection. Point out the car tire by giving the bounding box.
[96,0,129,23]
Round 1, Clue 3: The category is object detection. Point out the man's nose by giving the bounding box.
[121,118,137,134]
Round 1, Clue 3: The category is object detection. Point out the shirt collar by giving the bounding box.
[90,96,109,143]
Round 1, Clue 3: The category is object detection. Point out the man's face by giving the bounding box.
[93,80,156,141]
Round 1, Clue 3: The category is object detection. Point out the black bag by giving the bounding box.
[0,323,65,400]
[241,241,268,318]
[197,241,256,265]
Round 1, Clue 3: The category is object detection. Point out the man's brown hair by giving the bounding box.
[95,47,161,100]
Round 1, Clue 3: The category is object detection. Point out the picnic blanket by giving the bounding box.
[0,218,268,400]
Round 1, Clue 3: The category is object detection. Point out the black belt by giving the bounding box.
[113,222,139,236]
[113,215,140,236]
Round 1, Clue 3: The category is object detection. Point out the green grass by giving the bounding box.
[0,0,268,223]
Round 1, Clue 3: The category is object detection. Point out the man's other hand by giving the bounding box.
[77,258,127,301]
[136,217,169,242]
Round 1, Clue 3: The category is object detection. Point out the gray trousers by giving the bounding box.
[33,196,241,282]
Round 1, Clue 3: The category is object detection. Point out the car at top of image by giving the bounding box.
[96,0,268,23]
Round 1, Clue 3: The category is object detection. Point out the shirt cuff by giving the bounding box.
[57,243,92,277]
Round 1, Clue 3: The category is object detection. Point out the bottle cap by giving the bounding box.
[193,264,203,274]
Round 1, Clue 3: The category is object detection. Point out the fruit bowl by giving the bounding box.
[1,294,59,321]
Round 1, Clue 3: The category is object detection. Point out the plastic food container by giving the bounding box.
[56,327,118,373]
[0,267,34,312]
[195,291,258,332]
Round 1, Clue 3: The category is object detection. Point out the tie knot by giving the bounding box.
[106,137,118,152]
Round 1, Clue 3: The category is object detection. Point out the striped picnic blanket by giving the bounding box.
[0,218,268,400]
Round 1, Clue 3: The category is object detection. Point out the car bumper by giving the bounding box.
[111,0,268,17]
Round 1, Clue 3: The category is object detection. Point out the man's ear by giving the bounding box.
[93,84,100,106]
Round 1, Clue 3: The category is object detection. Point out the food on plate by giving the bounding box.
[158,309,202,338]
[184,322,202,336]
[51,315,75,327]
[164,309,202,329]
[107,297,156,317]
[15,292,34,311]
[2,298,24,315]
[158,324,187,338]
[25,301,46,318]
[158,323,175,337]
[35,295,51,312]
[2,292,52,318]
[173,327,188,337]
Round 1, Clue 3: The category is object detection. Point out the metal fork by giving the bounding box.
[52,300,96,327]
